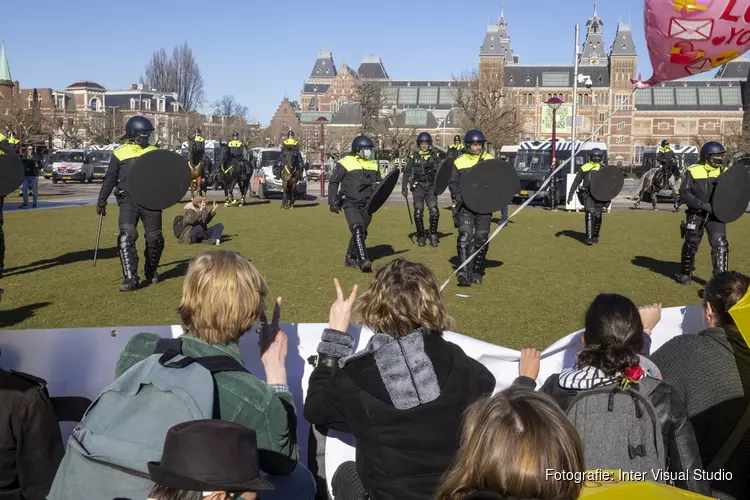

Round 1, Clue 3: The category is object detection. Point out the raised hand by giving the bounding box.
[329,279,358,333]
[259,297,288,385]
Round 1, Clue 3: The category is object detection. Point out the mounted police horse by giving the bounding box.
[218,143,239,206]
[633,151,683,211]
[279,144,303,210]
[187,142,206,199]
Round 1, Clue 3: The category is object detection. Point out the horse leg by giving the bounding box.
[651,187,658,210]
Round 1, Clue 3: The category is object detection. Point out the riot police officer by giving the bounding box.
[96,116,164,292]
[566,148,606,245]
[676,141,728,285]
[445,134,464,162]
[449,129,494,286]
[329,136,381,272]
[7,132,19,152]
[402,132,444,247]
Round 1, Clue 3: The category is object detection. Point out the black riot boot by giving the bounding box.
[456,233,473,287]
[344,237,359,269]
[712,238,729,276]
[0,226,4,280]
[118,233,140,291]
[353,225,372,273]
[676,241,696,285]
[414,209,426,247]
[592,213,602,245]
[584,212,594,246]
[144,235,164,285]
[471,243,490,284]
[428,207,440,247]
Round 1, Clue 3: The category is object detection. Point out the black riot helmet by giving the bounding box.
[453,134,462,145]
[124,116,154,147]
[660,140,669,148]
[194,128,202,137]
[8,131,16,139]
[589,148,604,163]
[287,130,295,139]
[351,135,375,158]
[232,131,239,140]
[464,129,486,144]
[700,141,726,168]
[416,132,432,145]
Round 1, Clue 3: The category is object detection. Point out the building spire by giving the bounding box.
[593,0,597,16]
[0,42,11,84]
[500,0,504,19]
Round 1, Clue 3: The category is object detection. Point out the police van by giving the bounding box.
[511,140,609,205]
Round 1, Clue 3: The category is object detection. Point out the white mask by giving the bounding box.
[361,148,373,159]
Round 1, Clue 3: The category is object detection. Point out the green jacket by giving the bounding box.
[116,332,299,475]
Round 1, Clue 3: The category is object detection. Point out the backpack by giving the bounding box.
[565,377,666,479]
[173,215,184,239]
[47,338,249,500]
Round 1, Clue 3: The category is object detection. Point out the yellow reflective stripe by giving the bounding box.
[113,143,158,161]
[581,162,601,172]
[228,140,243,147]
[8,138,19,144]
[339,155,378,171]
[454,153,494,170]
[194,136,205,142]
[283,138,298,146]
[0,133,6,142]
[687,163,722,179]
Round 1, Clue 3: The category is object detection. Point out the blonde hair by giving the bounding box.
[436,388,585,500]
[192,196,204,208]
[177,250,267,344]
[356,259,453,338]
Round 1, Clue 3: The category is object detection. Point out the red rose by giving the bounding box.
[624,366,645,381]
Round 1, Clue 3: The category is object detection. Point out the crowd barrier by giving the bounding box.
[0,305,704,496]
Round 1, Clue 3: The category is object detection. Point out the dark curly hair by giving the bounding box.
[575,293,643,376]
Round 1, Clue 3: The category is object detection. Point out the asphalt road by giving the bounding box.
[3,177,655,214]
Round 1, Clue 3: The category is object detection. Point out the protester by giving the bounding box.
[651,271,750,500]
[305,259,496,500]
[0,365,64,499]
[435,387,585,500]
[115,251,301,477]
[515,293,710,495]
[147,420,274,500]
[176,197,224,245]
[20,152,39,209]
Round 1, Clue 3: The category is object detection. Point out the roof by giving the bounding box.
[302,83,330,94]
[715,57,750,79]
[299,111,334,123]
[0,43,11,83]
[309,51,337,80]
[328,103,362,125]
[504,65,610,88]
[393,109,439,128]
[634,80,745,111]
[101,92,181,112]
[358,57,389,79]
[611,23,636,57]
[480,17,514,64]
[66,81,106,90]
[580,13,607,65]
[380,84,456,109]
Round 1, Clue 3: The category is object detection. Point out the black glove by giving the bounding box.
[454,193,463,205]
[96,204,106,216]
[702,202,713,213]
[566,195,573,205]
[330,205,340,214]
[401,186,408,196]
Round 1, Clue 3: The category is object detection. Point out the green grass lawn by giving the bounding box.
[2,198,748,350]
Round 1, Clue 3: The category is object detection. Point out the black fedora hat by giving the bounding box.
[147,420,274,492]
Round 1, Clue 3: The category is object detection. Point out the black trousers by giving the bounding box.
[457,207,491,247]
[583,195,608,215]
[118,198,163,245]
[0,196,4,270]
[343,204,371,233]
[411,182,437,212]
[681,211,728,273]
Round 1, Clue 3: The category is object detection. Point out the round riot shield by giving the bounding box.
[434,158,454,196]
[0,144,25,197]
[459,159,519,214]
[128,150,192,210]
[367,169,400,215]
[712,162,750,224]
[589,165,625,202]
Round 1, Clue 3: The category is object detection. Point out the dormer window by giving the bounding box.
[130,98,136,110]
[89,97,100,112]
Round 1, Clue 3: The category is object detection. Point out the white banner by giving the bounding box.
[0,305,704,496]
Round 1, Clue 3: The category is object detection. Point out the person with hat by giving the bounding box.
[276,131,305,209]
[402,132,444,247]
[96,115,163,292]
[566,147,606,246]
[328,135,381,272]
[449,129,494,286]
[676,141,729,285]
[147,420,275,500]
[6,132,19,153]
[444,134,464,162]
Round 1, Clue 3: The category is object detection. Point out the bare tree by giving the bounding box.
[381,122,414,162]
[326,127,359,160]
[83,108,123,144]
[354,79,385,137]
[140,43,205,112]
[214,95,248,118]
[0,104,46,142]
[452,69,522,150]
[51,115,85,148]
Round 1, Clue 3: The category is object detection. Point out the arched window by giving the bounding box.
[331,101,339,113]
[89,98,100,111]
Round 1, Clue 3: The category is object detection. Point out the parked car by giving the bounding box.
[307,163,323,181]
[51,150,92,184]
[85,151,113,181]
[42,150,58,179]
[250,147,307,199]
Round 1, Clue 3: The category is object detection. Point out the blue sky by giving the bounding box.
[4,0,652,125]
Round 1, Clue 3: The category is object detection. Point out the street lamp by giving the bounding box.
[316,116,329,197]
[107,106,119,144]
[547,96,563,211]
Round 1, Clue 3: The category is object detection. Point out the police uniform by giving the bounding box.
[677,157,728,284]
[0,196,4,278]
[449,149,494,286]
[278,136,304,209]
[402,146,443,247]
[567,155,606,245]
[329,140,381,272]
[97,117,164,291]
[227,136,250,205]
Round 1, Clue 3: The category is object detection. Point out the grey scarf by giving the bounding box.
[341,329,441,410]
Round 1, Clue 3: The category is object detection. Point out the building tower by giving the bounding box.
[608,21,637,165]
[479,6,514,87]
[0,42,14,106]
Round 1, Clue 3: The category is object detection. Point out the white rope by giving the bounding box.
[440,89,637,291]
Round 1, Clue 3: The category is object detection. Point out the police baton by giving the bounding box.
[93,213,103,267]
[404,193,413,225]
